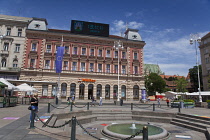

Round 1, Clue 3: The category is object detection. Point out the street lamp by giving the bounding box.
[190,33,202,102]
[113,40,123,101]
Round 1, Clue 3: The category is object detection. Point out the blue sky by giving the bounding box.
[1,0,210,76]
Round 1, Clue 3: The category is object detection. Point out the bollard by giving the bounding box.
[22,97,23,104]
[178,103,181,113]
[87,102,89,110]
[56,96,58,105]
[47,102,50,113]
[143,126,148,140]
[30,110,35,129]
[153,103,155,111]
[131,103,133,110]
[71,116,76,140]
[70,102,73,112]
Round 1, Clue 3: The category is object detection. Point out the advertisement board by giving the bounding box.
[71,20,109,37]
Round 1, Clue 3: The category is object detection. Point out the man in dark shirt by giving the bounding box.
[30,93,39,122]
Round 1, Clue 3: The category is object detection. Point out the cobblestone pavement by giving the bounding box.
[0,100,209,140]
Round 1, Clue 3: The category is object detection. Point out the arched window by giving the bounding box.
[88,84,94,99]
[61,83,67,97]
[79,83,85,100]
[105,84,110,99]
[121,85,126,99]
[96,84,102,99]
[13,58,18,68]
[133,85,139,100]
[70,83,76,96]
[113,85,118,99]
[42,85,48,96]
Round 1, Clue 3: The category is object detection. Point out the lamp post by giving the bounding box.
[190,33,202,102]
[113,40,123,101]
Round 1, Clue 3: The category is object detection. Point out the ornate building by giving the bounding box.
[1,15,146,100]
[0,15,32,80]
[200,32,210,91]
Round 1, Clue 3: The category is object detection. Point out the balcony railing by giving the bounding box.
[0,67,20,72]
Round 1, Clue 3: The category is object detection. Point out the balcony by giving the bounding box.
[0,67,20,72]
[1,50,9,56]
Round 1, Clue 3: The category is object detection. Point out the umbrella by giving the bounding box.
[15,83,38,92]
[0,78,17,90]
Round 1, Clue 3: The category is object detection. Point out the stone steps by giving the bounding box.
[170,113,210,138]
[170,121,207,133]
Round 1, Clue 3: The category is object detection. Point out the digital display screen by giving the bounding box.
[71,20,109,37]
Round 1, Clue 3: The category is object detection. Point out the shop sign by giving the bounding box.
[78,78,96,83]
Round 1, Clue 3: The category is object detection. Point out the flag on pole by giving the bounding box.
[55,46,64,73]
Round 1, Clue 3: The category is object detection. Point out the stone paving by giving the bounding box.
[0,100,209,140]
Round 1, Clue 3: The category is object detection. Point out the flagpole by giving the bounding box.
[56,35,64,102]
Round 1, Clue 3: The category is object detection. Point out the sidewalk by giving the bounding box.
[0,101,209,140]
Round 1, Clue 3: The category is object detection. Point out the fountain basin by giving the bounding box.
[102,123,168,140]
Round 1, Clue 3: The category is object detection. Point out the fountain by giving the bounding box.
[130,123,137,129]
[102,123,168,140]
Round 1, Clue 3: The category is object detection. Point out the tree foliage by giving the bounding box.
[145,73,166,96]
[175,77,188,93]
[189,65,203,91]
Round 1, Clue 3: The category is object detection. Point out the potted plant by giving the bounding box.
[206,100,210,108]
[183,99,195,108]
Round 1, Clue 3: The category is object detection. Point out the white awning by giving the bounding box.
[0,78,17,90]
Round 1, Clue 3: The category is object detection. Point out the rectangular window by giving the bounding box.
[106,64,110,73]
[122,52,126,59]
[82,48,86,55]
[134,66,138,74]
[46,45,51,52]
[122,65,126,74]
[89,63,94,72]
[81,62,86,71]
[98,49,102,57]
[45,60,50,69]
[134,52,138,60]
[1,59,6,67]
[114,65,118,73]
[15,44,20,52]
[31,43,37,51]
[73,47,77,54]
[106,50,111,57]
[65,46,69,54]
[72,62,77,71]
[90,49,94,56]
[18,28,22,37]
[13,63,18,68]
[3,43,9,51]
[98,64,102,72]
[6,28,11,36]
[63,61,68,70]
[30,59,35,68]
[114,51,118,58]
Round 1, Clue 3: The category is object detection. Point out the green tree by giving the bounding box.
[189,65,203,91]
[145,73,166,96]
[175,77,188,93]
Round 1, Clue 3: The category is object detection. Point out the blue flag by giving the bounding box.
[55,47,64,73]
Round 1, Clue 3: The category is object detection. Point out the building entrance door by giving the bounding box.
[88,84,93,99]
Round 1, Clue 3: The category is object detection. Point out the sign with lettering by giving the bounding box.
[71,20,109,37]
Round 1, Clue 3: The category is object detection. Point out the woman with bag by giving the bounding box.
[30,93,39,122]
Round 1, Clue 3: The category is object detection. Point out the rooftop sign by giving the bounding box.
[71,20,109,37]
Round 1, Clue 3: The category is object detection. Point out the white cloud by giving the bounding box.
[125,12,133,17]
[111,20,144,36]
[144,29,209,76]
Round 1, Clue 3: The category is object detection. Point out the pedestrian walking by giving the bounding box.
[166,98,170,107]
[71,95,75,105]
[99,96,103,106]
[157,98,161,107]
[91,96,96,106]
[30,93,39,122]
